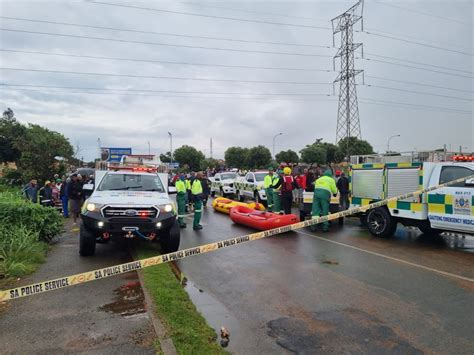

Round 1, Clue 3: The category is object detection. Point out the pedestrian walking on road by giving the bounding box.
[68,174,83,224]
[311,170,337,232]
[263,167,276,212]
[22,178,38,203]
[200,175,210,207]
[337,172,350,211]
[191,172,204,230]
[175,174,187,228]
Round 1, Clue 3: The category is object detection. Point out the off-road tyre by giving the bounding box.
[79,221,96,256]
[366,207,398,238]
[161,220,181,253]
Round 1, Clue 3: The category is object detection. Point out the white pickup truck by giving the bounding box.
[234,171,267,203]
[350,161,474,237]
[209,172,237,197]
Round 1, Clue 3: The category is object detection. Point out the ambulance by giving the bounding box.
[349,157,474,237]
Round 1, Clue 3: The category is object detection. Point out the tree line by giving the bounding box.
[0,110,74,182]
[163,138,374,171]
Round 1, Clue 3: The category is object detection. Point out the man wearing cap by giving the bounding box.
[263,167,276,212]
[279,167,299,214]
[271,169,283,214]
[311,170,337,232]
[191,172,204,230]
[39,180,54,207]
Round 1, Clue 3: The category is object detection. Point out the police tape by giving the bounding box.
[1,175,472,302]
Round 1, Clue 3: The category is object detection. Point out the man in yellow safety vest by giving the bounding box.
[264,167,276,212]
[311,170,337,232]
[175,174,187,228]
[191,172,204,230]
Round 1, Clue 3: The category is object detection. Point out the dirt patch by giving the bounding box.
[268,308,422,354]
[99,276,146,317]
[130,326,156,348]
[66,333,115,350]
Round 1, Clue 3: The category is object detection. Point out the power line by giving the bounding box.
[360,57,473,79]
[178,2,329,23]
[0,16,332,49]
[0,28,331,58]
[360,30,474,56]
[0,67,333,86]
[2,85,470,115]
[365,52,473,75]
[373,1,474,27]
[0,83,333,97]
[0,86,338,102]
[365,27,472,53]
[0,48,332,72]
[361,84,473,102]
[365,75,473,94]
[359,98,471,115]
[0,85,472,115]
[87,1,332,30]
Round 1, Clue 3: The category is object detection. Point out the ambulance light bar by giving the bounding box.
[452,155,474,162]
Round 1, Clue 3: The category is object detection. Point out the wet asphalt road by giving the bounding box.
[177,200,474,354]
[0,220,156,354]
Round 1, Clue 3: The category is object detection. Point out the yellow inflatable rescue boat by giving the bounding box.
[212,197,265,214]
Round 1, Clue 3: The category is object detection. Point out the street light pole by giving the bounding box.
[168,132,173,165]
[387,134,400,154]
[273,132,283,159]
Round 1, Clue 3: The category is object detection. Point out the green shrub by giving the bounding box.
[0,225,47,278]
[0,191,63,243]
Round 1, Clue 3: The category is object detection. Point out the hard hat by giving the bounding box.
[283,167,291,175]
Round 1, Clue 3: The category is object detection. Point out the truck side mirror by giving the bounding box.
[83,183,94,191]
[168,186,177,194]
[465,178,474,187]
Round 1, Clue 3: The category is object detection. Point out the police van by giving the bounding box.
[350,158,474,237]
[209,172,237,197]
[235,171,267,203]
[80,165,180,256]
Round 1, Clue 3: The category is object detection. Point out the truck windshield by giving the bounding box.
[254,173,266,182]
[220,173,236,180]
[98,174,165,192]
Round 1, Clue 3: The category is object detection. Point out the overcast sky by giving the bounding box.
[0,0,472,161]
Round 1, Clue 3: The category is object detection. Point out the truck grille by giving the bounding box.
[102,206,158,218]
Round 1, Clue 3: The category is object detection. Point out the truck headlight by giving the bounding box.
[86,203,104,212]
[159,204,174,213]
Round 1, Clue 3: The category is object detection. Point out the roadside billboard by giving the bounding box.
[100,147,132,162]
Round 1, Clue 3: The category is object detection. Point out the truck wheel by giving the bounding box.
[254,192,262,204]
[220,188,226,198]
[79,222,96,256]
[366,207,397,238]
[161,221,180,253]
[236,190,244,202]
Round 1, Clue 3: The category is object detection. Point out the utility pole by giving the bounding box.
[332,0,364,160]
[210,137,213,159]
[168,132,173,165]
[147,141,151,155]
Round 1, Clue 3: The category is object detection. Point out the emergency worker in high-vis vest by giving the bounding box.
[175,174,187,228]
[271,169,283,214]
[191,172,204,230]
[311,170,337,232]
[263,167,275,212]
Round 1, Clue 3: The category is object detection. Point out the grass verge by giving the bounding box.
[137,247,227,355]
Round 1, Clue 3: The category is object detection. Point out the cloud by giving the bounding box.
[0,0,472,161]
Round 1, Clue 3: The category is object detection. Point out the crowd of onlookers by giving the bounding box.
[22,173,94,224]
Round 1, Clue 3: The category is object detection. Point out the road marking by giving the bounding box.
[297,230,474,283]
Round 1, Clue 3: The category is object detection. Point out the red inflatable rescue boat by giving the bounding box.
[229,205,299,231]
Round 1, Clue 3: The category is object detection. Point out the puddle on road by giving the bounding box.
[99,273,147,318]
[170,262,242,350]
[268,308,423,354]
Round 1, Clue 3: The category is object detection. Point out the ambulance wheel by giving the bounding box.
[366,208,397,238]
[418,223,442,236]
[220,188,226,198]
[236,190,244,202]
[254,192,263,204]
[79,222,96,256]
[161,221,180,253]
